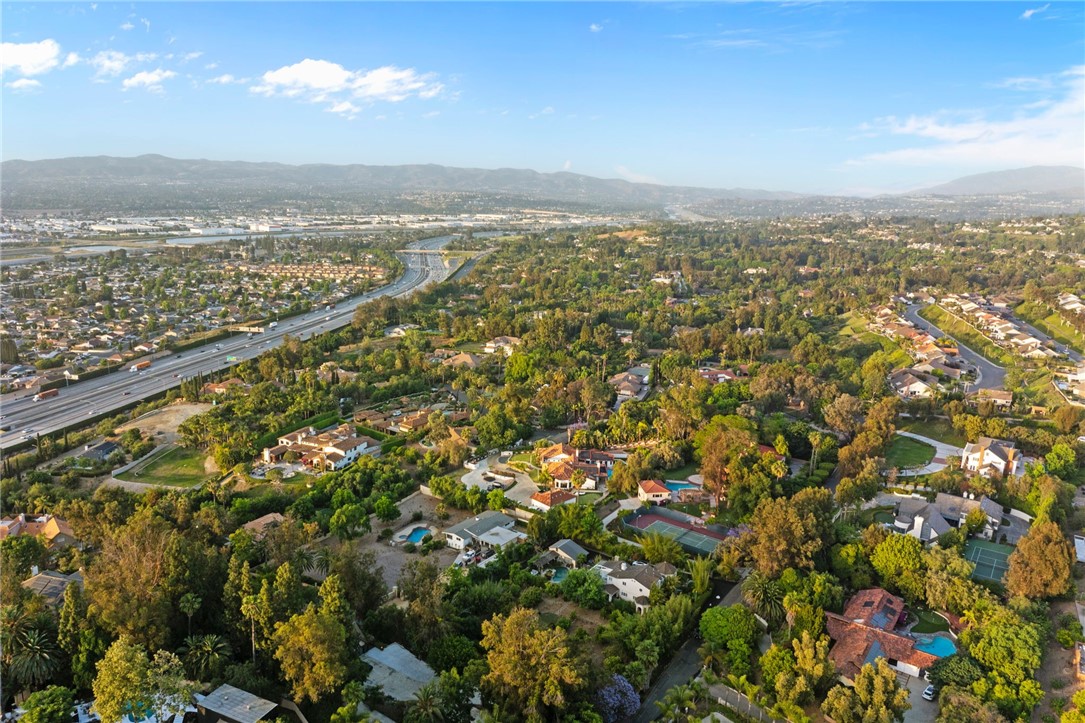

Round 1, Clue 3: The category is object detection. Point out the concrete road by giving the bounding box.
[0,235,458,452]
[1007,313,1083,363]
[902,304,1006,391]
[895,431,963,477]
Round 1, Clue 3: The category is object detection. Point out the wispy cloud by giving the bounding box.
[140,18,151,32]
[207,73,247,85]
[589,23,603,33]
[563,160,573,171]
[614,165,660,184]
[849,65,1084,170]
[422,110,440,118]
[994,75,1053,91]
[62,52,80,68]
[122,67,176,93]
[1,39,62,76]
[529,106,554,119]
[181,52,203,63]
[89,50,157,78]
[676,27,844,52]
[120,21,134,31]
[327,100,360,118]
[1020,4,1049,20]
[251,58,444,116]
[6,78,42,92]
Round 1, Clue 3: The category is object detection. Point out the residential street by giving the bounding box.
[902,304,1006,390]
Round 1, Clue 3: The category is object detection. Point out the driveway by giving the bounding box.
[894,431,963,477]
[460,452,539,505]
[902,305,1006,391]
[901,675,936,723]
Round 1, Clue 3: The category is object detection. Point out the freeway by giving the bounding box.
[0,235,457,452]
[902,304,1006,391]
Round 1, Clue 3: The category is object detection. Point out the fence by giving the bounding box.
[709,684,786,723]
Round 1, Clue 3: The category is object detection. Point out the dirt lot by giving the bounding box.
[1034,596,1084,721]
[115,401,212,443]
[351,491,467,589]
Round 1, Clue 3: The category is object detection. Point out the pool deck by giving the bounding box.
[392,523,437,545]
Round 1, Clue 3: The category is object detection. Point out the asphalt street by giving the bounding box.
[901,304,1006,391]
[0,235,456,452]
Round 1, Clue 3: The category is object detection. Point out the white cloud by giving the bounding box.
[995,75,1052,91]
[589,23,603,32]
[140,18,151,32]
[327,100,360,118]
[204,62,218,70]
[529,106,555,119]
[6,78,42,92]
[251,58,443,115]
[120,21,135,31]
[181,52,203,63]
[1020,3,1049,19]
[62,52,81,68]
[422,110,440,118]
[122,68,177,92]
[207,73,247,85]
[1,39,62,76]
[850,65,1084,170]
[614,165,660,184]
[89,50,156,77]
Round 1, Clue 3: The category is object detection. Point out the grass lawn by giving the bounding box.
[665,461,700,481]
[510,452,537,465]
[577,493,603,505]
[898,418,967,448]
[1022,370,1064,410]
[911,608,950,634]
[1015,302,1085,355]
[919,305,1016,367]
[885,435,937,470]
[855,505,895,528]
[117,445,211,487]
[837,312,912,367]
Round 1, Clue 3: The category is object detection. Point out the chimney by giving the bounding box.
[621,562,628,571]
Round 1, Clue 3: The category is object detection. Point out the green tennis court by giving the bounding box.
[964,539,1013,582]
[641,519,720,555]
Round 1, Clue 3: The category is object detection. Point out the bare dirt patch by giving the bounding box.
[1035,598,1084,721]
[115,402,212,444]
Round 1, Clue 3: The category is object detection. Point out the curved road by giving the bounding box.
[902,304,1006,391]
[0,235,457,452]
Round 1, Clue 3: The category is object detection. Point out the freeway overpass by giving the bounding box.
[0,235,457,453]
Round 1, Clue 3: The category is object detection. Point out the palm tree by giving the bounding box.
[240,595,259,663]
[405,681,445,723]
[179,592,202,636]
[9,627,62,690]
[742,572,784,625]
[180,633,232,681]
[313,547,335,577]
[698,640,728,673]
[657,684,696,721]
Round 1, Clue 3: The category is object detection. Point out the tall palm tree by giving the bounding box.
[742,572,784,625]
[179,592,202,636]
[180,633,232,681]
[9,627,62,690]
[405,681,445,723]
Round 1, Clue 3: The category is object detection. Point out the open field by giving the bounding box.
[897,418,967,448]
[918,305,1016,367]
[838,312,913,367]
[117,445,211,487]
[115,402,213,444]
[885,435,936,469]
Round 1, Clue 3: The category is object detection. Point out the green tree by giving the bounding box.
[821,658,910,723]
[179,592,202,637]
[273,604,349,703]
[93,637,150,723]
[481,607,584,720]
[9,627,62,691]
[1005,520,1073,599]
[742,572,784,625]
[792,631,835,698]
[1045,443,1077,479]
[21,686,75,723]
[180,634,231,682]
[689,556,713,596]
[641,531,685,565]
[374,495,402,523]
[870,533,925,602]
[1,535,49,580]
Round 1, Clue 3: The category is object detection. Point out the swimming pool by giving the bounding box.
[406,526,431,544]
[665,481,697,492]
[552,568,569,583]
[915,635,956,657]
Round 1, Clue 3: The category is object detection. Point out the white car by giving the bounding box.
[922,685,937,701]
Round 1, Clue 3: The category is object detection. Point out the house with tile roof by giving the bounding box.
[530,489,577,513]
[826,588,940,682]
[961,437,1022,478]
[638,479,671,504]
[0,514,79,549]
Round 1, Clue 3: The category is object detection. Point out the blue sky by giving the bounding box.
[2,2,1082,194]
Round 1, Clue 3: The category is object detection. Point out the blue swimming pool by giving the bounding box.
[915,635,956,657]
[665,481,697,492]
[552,568,569,583]
[406,526,431,544]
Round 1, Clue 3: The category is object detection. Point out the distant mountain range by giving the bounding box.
[1,155,1081,217]
[910,166,1085,197]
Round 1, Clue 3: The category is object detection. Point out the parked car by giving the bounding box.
[922,685,937,701]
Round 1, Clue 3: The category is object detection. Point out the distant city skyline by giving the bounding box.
[2,2,1082,195]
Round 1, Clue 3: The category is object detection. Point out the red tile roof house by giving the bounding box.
[638,479,671,505]
[826,588,939,682]
[530,489,577,513]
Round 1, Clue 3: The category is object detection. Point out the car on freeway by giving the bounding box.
[122,391,131,396]
[22,428,33,433]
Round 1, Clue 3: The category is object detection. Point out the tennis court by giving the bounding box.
[628,513,724,555]
[964,539,1013,582]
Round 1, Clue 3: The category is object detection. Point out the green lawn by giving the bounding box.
[510,452,537,465]
[117,445,211,487]
[665,461,700,481]
[576,493,603,506]
[919,305,1016,367]
[1022,370,1064,410]
[885,435,937,470]
[911,608,950,634]
[837,312,912,367]
[897,418,967,448]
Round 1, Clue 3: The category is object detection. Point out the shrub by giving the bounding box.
[411,510,424,522]
[378,528,393,540]
[403,542,417,553]
[519,587,544,608]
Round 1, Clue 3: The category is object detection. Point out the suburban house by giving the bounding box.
[484,336,522,356]
[826,588,940,682]
[887,368,939,399]
[261,423,380,471]
[195,683,281,723]
[362,643,436,703]
[0,514,79,549]
[890,493,1005,543]
[638,479,671,505]
[698,367,739,384]
[537,444,614,490]
[608,366,650,408]
[443,510,523,550]
[201,378,250,395]
[22,570,84,607]
[530,488,577,513]
[593,560,677,613]
[241,512,286,541]
[961,437,1023,478]
[549,539,590,568]
[970,388,1014,410]
[442,352,484,369]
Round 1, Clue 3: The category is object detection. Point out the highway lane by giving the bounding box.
[0,236,457,452]
[902,304,1006,391]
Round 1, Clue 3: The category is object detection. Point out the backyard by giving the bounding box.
[117,445,212,488]
[910,607,950,634]
[884,435,936,470]
[897,418,967,448]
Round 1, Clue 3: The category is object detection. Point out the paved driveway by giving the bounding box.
[902,675,936,723]
[895,431,963,477]
[460,453,540,505]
